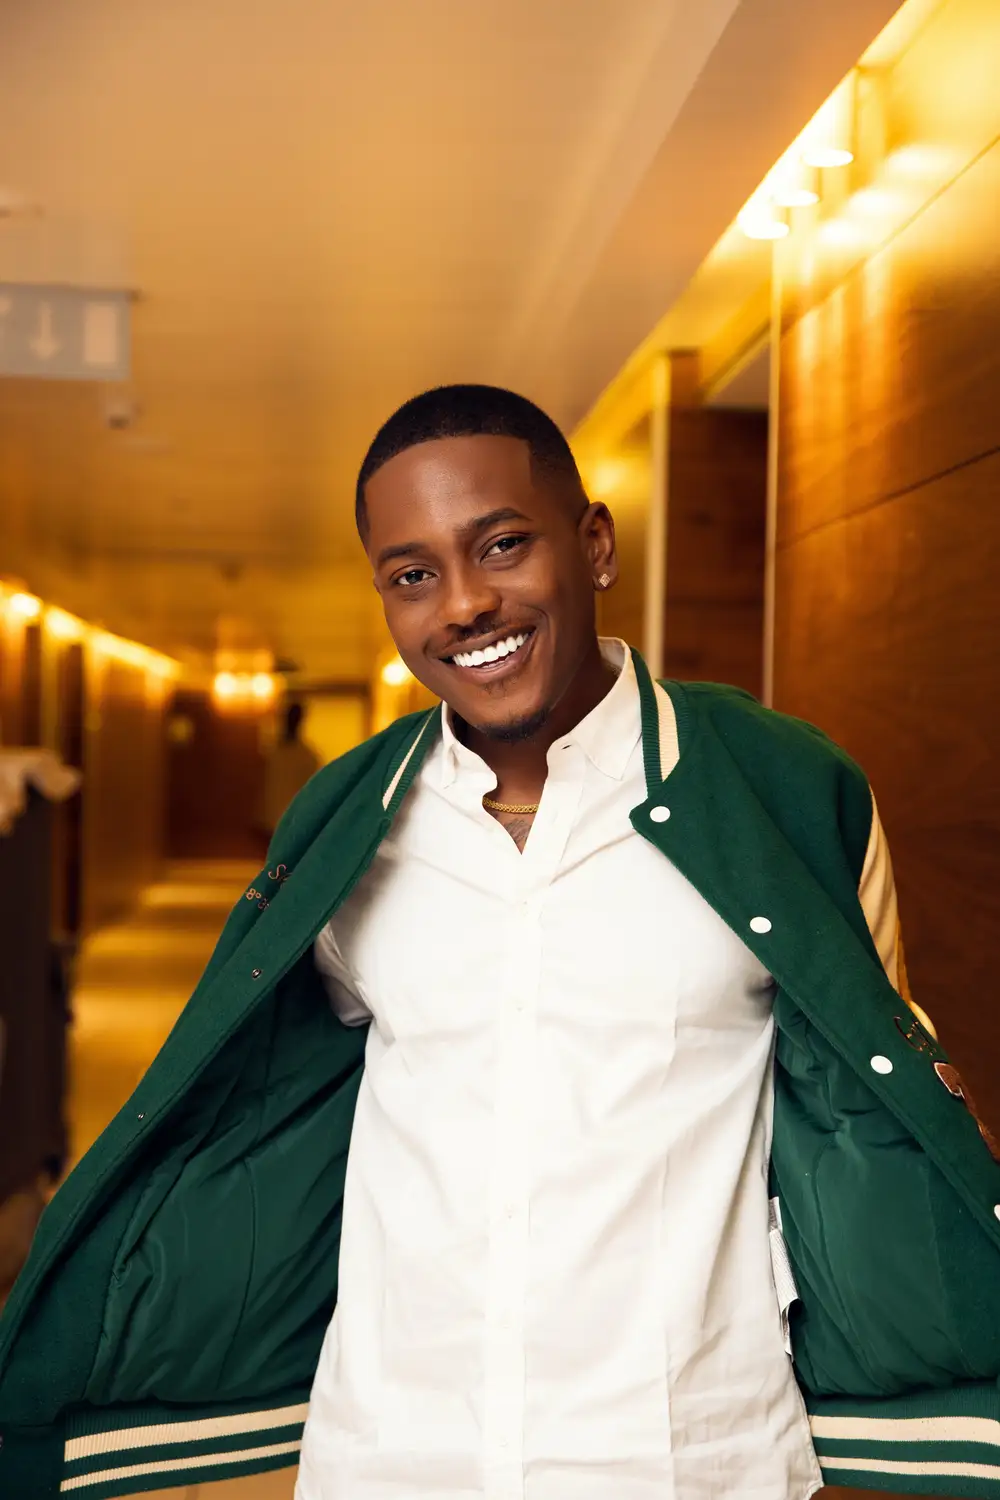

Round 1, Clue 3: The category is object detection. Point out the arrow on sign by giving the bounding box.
[30,301,60,360]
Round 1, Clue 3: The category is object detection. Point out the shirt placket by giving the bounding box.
[482,750,584,1500]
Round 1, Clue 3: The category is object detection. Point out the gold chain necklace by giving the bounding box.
[483,794,540,815]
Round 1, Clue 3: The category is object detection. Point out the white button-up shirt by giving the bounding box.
[297,641,820,1500]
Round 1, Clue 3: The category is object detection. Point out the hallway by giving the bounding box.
[69,861,297,1500]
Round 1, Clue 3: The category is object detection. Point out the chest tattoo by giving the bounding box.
[488,810,535,852]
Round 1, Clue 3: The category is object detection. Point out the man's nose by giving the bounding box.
[438,562,502,631]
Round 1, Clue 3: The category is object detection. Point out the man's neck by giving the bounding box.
[455,638,618,801]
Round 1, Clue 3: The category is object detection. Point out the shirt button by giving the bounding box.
[870,1055,893,1075]
[649,805,670,823]
[750,917,772,934]
[506,1203,516,1218]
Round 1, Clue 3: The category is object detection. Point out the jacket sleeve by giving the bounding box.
[857,788,937,1037]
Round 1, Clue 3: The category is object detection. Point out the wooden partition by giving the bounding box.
[81,656,168,931]
[772,42,1000,1456]
[662,398,768,696]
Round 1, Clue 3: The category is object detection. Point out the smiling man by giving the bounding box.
[299,387,822,1499]
[3,386,1000,1500]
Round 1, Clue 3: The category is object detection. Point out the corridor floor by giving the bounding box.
[70,860,296,1500]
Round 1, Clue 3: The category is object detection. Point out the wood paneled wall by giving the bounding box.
[662,402,768,696]
[81,657,168,932]
[774,129,1000,1136]
[166,691,266,861]
[1,609,169,934]
[775,105,1000,1500]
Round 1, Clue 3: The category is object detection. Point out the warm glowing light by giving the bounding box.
[251,672,276,701]
[214,671,240,700]
[884,143,958,185]
[772,185,819,208]
[802,146,854,170]
[9,591,42,620]
[589,460,627,499]
[381,657,411,688]
[45,608,82,641]
[818,218,866,250]
[848,187,897,220]
[737,207,789,241]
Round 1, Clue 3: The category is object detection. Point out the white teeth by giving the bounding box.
[452,632,529,669]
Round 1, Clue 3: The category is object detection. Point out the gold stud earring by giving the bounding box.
[597,573,612,589]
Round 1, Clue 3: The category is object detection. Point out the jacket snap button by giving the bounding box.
[750,917,772,934]
[870,1055,893,1075]
[994,1205,1000,1221]
[251,968,262,979]
[649,806,670,823]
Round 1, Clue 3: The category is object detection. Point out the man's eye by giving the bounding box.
[395,568,431,588]
[485,535,527,558]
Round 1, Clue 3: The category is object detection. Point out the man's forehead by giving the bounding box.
[367,433,535,501]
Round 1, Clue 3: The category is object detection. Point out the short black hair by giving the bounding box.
[355,383,585,536]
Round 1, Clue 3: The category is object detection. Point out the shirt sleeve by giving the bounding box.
[314,922,372,1027]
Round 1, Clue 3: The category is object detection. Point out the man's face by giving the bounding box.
[363,434,616,739]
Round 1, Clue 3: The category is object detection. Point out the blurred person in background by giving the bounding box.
[261,700,322,842]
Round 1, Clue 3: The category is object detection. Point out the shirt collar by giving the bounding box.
[437,638,640,789]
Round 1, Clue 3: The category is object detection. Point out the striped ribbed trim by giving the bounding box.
[652,680,680,784]
[630,648,664,794]
[381,709,439,813]
[629,646,683,798]
[810,1390,1000,1495]
[61,1401,307,1497]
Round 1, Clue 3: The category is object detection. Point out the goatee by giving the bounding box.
[477,706,551,744]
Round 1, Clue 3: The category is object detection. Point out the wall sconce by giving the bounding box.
[9,592,42,621]
[737,204,789,241]
[381,657,411,688]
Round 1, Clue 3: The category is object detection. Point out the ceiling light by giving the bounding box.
[802,146,854,169]
[9,592,42,620]
[251,672,275,701]
[213,671,239,701]
[381,658,411,688]
[737,209,789,241]
[46,608,83,641]
[773,185,820,208]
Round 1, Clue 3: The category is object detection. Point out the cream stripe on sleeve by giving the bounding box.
[858,789,936,1038]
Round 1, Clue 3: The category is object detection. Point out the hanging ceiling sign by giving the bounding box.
[0,283,132,381]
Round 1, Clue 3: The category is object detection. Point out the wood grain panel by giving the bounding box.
[663,406,767,695]
[775,36,1000,1494]
[778,134,1000,550]
[775,450,1000,1127]
[82,661,167,932]
[166,691,266,861]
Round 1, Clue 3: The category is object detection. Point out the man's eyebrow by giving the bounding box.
[375,508,532,569]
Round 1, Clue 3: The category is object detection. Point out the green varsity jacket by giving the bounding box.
[2,650,1000,1500]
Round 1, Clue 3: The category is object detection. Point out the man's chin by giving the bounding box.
[465,703,551,744]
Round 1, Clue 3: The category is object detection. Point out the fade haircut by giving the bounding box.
[355,384,586,537]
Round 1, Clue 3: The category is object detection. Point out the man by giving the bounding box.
[302,387,816,1499]
[1,386,1000,1500]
